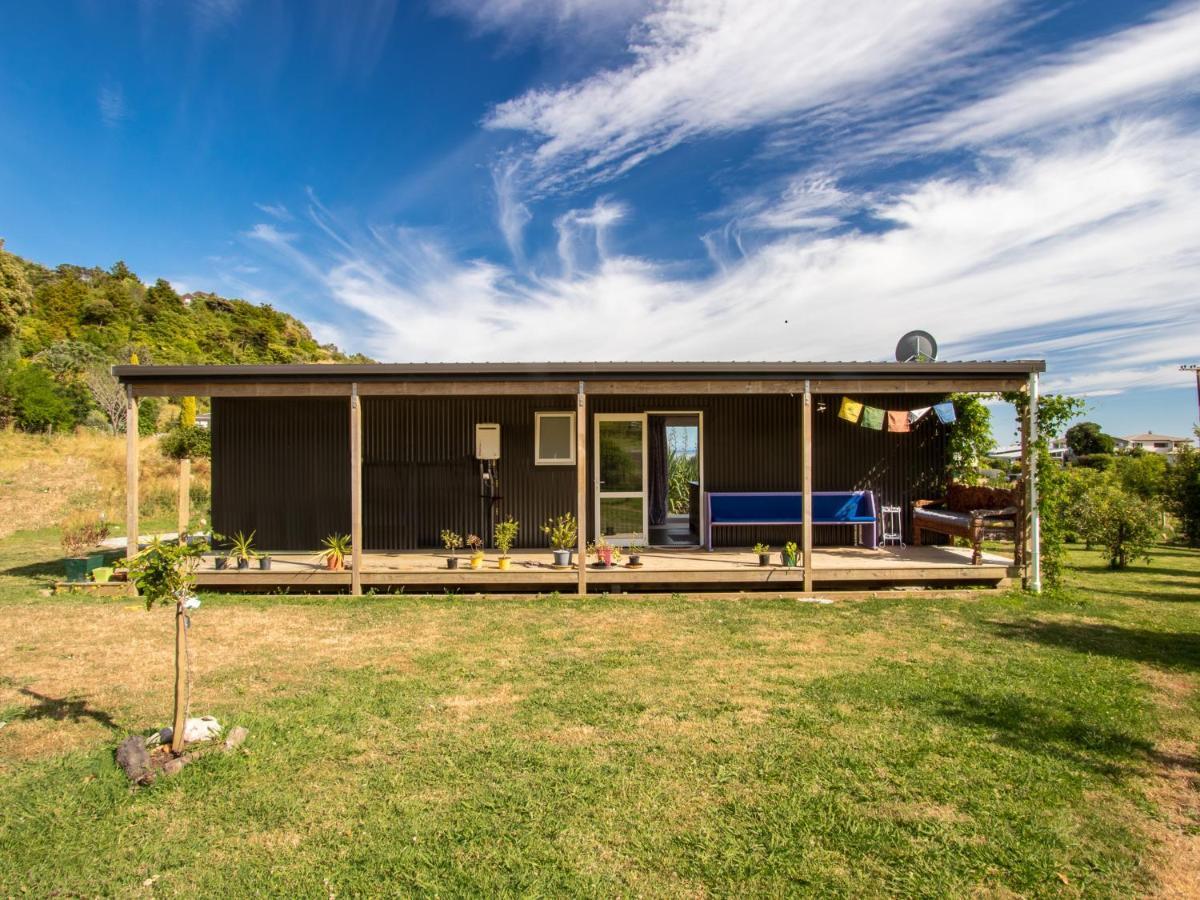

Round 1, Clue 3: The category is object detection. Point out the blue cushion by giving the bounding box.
[709,492,874,524]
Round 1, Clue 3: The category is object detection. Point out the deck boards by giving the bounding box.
[195,545,1017,592]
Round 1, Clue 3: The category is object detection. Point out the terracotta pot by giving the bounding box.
[326,556,344,571]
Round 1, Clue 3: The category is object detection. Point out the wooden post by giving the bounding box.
[170,600,187,754]
[802,381,813,592]
[125,385,139,559]
[576,382,588,596]
[177,458,190,537]
[350,383,363,596]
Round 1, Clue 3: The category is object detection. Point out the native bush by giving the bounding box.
[159,424,211,460]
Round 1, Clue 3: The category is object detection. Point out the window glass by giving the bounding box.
[536,412,574,464]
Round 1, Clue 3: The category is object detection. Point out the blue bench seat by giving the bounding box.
[705,491,877,550]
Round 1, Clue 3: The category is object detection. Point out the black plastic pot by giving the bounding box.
[236,557,250,570]
[758,553,771,567]
[446,556,459,569]
[258,556,272,570]
[214,557,228,570]
[627,555,641,567]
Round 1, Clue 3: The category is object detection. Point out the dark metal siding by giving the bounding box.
[211,397,350,550]
[364,396,575,550]
[211,391,950,551]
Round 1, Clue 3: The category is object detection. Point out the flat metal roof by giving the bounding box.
[113,360,1045,384]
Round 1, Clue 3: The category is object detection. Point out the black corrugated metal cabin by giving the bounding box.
[113,360,1046,594]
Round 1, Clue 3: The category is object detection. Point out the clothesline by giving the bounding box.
[837,397,956,432]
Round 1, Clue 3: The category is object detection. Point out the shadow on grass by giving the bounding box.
[1,558,64,580]
[1081,584,1200,603]
[990,619,1200,672]
[12,687,120,730]
[935,690,1156,777]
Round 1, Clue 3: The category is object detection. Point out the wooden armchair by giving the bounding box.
[912,483,1024,565]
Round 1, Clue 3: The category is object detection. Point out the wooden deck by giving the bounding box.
[194,545,1018,593]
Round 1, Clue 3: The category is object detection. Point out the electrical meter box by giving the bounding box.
[475,423,501,460]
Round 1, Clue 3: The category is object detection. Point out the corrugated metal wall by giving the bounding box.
[211,390,950,551]
[364,396,576,550]
[211,397,350,550]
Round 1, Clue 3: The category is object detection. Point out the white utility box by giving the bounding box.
[475,423,501,460]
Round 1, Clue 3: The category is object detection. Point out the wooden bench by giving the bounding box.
[912,483,1023,565]
[705,491,877,550]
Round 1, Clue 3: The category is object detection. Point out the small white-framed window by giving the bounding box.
[535,411,576,465]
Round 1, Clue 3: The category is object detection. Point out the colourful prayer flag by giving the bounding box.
[838,397,863,423]
[908,406,931,424]
[887,410,910,432]
[934,401,957,424]
[860,406,884,430]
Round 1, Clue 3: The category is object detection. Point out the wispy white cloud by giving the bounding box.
[98,84,130,127]
[438,0,648,42]
[254,202,293,221]
[492,160,532,265]
[485,0,1006,187]
[906,0,1200,149]
[242,122,1200,396]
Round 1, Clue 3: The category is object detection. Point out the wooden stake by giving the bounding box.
[125,386,139,559]
[576,383,588,596]
[170,600,187,754]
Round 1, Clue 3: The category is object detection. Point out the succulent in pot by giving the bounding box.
[466,534,484,569]
[440,529,463,569]
[542,512,577,568]
[754,542,771,567]
[493,517,519,571]
[626,543,643,568]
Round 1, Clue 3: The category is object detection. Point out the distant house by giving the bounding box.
[989,437,1070,464]
[1114,432,1196,458]
[195,413,211,430]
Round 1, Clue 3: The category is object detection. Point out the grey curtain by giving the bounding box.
[648,415,668,526]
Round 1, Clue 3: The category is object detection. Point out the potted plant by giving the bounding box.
[754,542,771,567]
[61,512,111,582]
[229,530,257,570]
[589,539,621,568]
[494,517,519,571]
[626,544,643,568]
[258,549,272,571]
[320,533,351,571]
[466,534,484,569]
[92,566,114,583]
[440,529,463,569]
[781,541,799,568]
[541,512,577,568]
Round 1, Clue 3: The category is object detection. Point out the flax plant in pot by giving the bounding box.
[440,529,463,569]
[319,533,351,571]
[229,530,257,571]
[494,517,519,571]
[541,512,577,568]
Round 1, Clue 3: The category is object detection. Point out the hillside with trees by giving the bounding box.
[0,239,369,432]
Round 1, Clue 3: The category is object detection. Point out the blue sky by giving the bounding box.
[2,0,1199,443]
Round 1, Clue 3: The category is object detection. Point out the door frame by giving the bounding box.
[645,409,705,547]
[593,413,648,546]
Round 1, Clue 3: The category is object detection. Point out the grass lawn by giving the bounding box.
[1,527,1198,897]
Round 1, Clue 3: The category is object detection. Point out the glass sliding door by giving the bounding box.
[595,414,647,545]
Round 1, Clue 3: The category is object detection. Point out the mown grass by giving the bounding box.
[0,524,1197,897]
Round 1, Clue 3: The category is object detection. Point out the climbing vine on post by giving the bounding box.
[945,393,996,483]
[1002,390,1085,587]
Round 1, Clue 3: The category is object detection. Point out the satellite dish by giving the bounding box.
[896,330,938,362]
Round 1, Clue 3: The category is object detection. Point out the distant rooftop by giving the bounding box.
[1120,432,1195,443]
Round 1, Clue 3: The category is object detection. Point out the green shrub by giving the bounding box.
[1075,477,1159,568]
[137,397,162,436]
[4,361,76,432]
[1166,446,1200,547]
[159,424,211,460]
